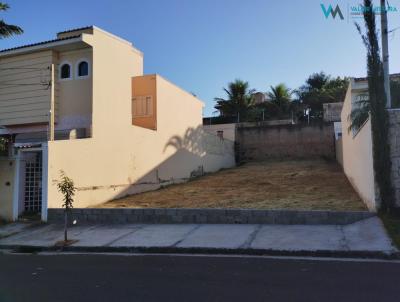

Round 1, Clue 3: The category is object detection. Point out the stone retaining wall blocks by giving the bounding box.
[47,208,374,225]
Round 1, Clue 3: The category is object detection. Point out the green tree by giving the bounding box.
[348,79,400,132]
[267,83,292,116]
[57,171,76,242]
[296,72,348,118]
[0,3,23,38]
[348,98,370,132]
[214,79,255,122]
[304,71,330,90]
[352,0,394,211]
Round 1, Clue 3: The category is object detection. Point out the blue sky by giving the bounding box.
[2,0,400,116]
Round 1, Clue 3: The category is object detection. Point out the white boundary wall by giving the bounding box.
[341,79,377,211]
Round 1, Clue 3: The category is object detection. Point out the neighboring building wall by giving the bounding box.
[203,123,236,142]
[0,158,15,221]
[334,122,343,166]
[46,28,235,208]
[81,28,143,138]
[56,48,93,131]
[203,120,294,143]
[388,109,400,207]
[341,119,376,210]
[236,123,335,161]
[341,80,377,210]
[131,75,157,130]
[252,92,266,104]
[155,75,234,181]
[335,138,343,166]
[0,50,53,125]
[323,102,343,122]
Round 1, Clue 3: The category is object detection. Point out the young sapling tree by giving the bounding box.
[57,171,76,242]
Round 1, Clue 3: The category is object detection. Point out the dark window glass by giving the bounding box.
[78,61,89,77]
[61,64,70,79]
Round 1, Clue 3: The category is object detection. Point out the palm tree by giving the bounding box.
[214,79,255,122]
[348,98,370,132]
[267,83,292,114]
[349,80,400,132]
[0,3,23,38]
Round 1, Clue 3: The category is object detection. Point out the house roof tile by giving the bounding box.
[0,35,81,54]
[56,26,93,36]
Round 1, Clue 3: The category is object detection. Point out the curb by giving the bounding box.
[1,244,399,260]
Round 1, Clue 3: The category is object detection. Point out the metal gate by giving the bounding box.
[23,152,42,213]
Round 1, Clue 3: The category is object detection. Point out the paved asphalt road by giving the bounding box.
[0,253,399,302]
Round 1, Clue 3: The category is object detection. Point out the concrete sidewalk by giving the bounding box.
[0,217,397,258]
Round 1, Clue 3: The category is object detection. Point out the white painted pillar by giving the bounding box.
[49,64,55,141]
[11,149,20,221]
[41,143,49,222]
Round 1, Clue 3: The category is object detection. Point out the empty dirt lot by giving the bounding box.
[101,160,366,211]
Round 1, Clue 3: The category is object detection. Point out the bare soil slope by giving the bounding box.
[100,160,366,211]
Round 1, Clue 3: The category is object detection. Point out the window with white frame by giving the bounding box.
[132,96,153,117]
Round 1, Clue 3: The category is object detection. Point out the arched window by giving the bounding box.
[77,61,89,77]
[60,63,71,79]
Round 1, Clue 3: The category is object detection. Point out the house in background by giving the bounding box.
[203,123,236,141]
[251,92,267,104]
[0,26,235,222]
[323,102,343,122]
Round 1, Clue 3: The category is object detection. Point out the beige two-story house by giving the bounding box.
[0,26,235,222]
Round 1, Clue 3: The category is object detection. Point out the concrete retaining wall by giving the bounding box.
[235,122,335,162]
[388,109,400,207]
[48,208,374,225]
[335,137,343,166]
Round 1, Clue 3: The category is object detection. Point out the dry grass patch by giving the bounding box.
[100,160,366,211]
